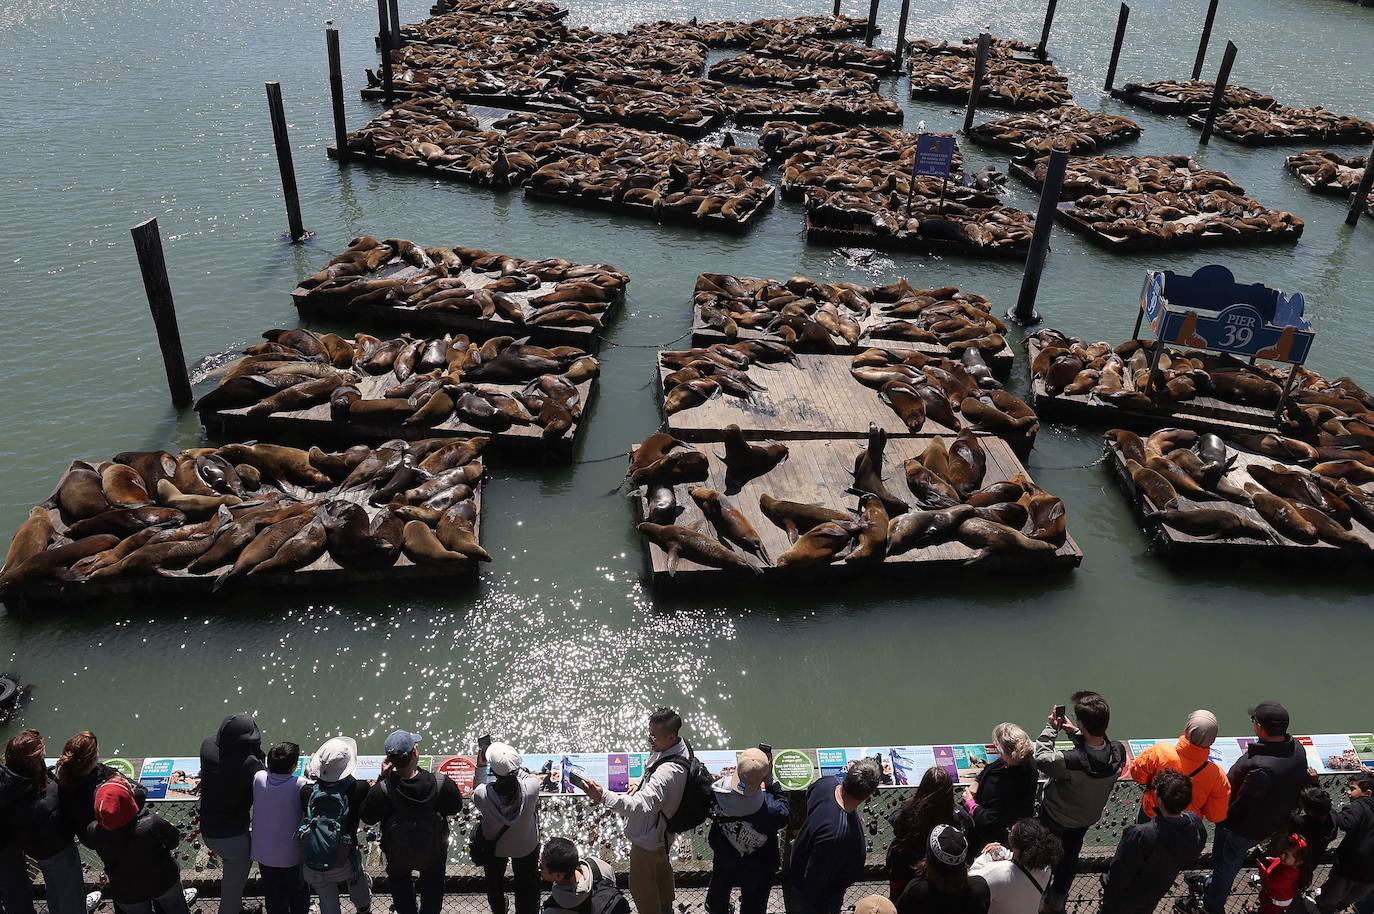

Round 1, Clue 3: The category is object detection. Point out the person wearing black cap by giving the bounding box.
[895,824,990,914]
[360,729,462,914]
[1200,701,1312,914]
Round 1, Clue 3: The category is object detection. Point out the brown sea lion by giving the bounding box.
[320,502,404,570]
[339,443,407,492]
[308,445,371,481]
[1295,505,1371,552]
[776,521,854,568]
[971,502,1029,530]
[0,508,54,585]
[886,504,976,556]
[1146,428,1198,455]
[637,522,762,575]
[65,506,184,539]
[400,519,474,566]
[436,505,492,562]
[417,438,488,475]
[879,380,926,431]
[758,494,850,543]
[52,463,110,522]
[1125,459,1180,510]
[664,378,720,414]
[1146,456,1211,499]
[689,486,769,563]
[1243,483,1319,544]
[0,534,121,587]
[71,527,161,577]
[902,458,961,510]
[215,444,333,489]
[1232,434,1319,465]
[86,534,217,579]
[644,485,679,525]
[947,429,986,497]
[1313,460,1374,485]
[955,517,1058,562]
[918,438,952,482]
[845,494,889,564]
[1145,508,1271,541]
[247,375,350,417]
[1103,429,1147,465]
[628,449,709,489]
[719,425,787,487]
[214,512,315,590]
[966,481,1024,507]
[1025,492,1067,544]
[850,425,908,516]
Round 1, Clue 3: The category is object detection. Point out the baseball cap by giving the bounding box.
[723,748,769,795]
[1248,701,1290,734]
[384,729,421,760]
[486,742,522,777]
[854,897,897,914]
[1185,710,1219,748]
[94,779,138,830]
[308,736,359,783]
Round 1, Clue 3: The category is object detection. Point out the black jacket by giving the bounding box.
[1100,812,1206,914]
[968,758,1037,850]
[300,777,372,845]
[2,766,72,860]
[198,713,265,839]
[789,777,866,900]
[886,802,975,879]
[0,764,29,854]
[360,769,463,837]
[61,763,147,846]
[1332,795,1374,881]
[1223,737,1311,841]
[85,806,182,902]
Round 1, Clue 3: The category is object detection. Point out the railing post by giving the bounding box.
[1199,40,1237,145]
[1192,0,1221,80]
[265,82,306,242]
[327,27,349,161]
[1010,149,1070,327]
[130,219,194,408]
[1103,3,1130,92]
[962,33,991,133]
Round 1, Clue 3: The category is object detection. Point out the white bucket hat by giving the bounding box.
[308,736,358,782]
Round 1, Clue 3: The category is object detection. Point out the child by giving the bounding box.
[1287,786,1336,891]
[252,742,310,914]
[1254,834,1304,914]
[83,778,193,914]
[1316,775,1374,914]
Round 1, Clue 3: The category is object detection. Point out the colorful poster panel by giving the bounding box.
[1299,735,1360,773]
[434,755,477,796]
[139,758,201,801]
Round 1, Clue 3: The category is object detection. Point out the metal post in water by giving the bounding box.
[864,0,879,46]
[265,82,306,242]
[833,0,841,18]
[388,0,402,48]
[327,28,349,161]
[1199,40,1237,145]
[1346,139,1374,226]
[1103,3,1130,92]
[894,0,911,66]
[1191,0,1220,80]
[963,33,991,134]
[130,219,194,408]
[1037,0,1058,60]
[1011,149,1070,326]
[377,0,395,106]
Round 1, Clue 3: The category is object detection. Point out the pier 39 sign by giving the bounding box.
[1140,264,1314,366]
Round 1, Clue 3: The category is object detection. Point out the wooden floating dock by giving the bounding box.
[632,437,1081,583]
[1108,82,1276,115]
[1185,111,1374,147]
[803,210,1031,260]
[1026,338,1278,438]
[1104,439,1374,564]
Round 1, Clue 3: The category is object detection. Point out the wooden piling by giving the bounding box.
[265,82,306,242]
[1347,139,1374,226]
[1011,149,1069,326]
[894,0,911,65]
[833,0,841,17]
[1037,0,1058,60]
[327,28,349,162]
[962,33,991,133]
[1191,0,1220,80]
[864,0,879,46]
[377,0,395,106]
[387,0,402,48]
[130,219,194,408]
[1198,40,1237,145]
[1103,3,1130,92]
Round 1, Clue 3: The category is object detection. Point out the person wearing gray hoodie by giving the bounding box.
[1033,692,1126,913]
[472,743,541,914]
[538,838,626,914]
[705,749,789,914]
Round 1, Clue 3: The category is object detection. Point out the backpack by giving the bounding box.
[647,742,714,835]
[298,781,353,872]
[380,777,445,871]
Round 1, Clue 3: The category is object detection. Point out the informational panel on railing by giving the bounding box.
[43,732,1374,802]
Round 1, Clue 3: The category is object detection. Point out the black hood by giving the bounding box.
[1155,812,1205,852]
[390,769,440,806]
[0,762,32,803]
[217,713,263,753]
[1247,736,1301,760]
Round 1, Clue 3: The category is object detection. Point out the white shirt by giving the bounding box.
[969,853,1051,914]
[600,740,687,850]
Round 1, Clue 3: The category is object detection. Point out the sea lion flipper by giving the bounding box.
[963,548,993,566]
[666,546,681,577]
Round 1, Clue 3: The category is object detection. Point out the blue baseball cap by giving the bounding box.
[384,729,421,759]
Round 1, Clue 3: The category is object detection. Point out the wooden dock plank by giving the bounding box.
[632,437,1081,583]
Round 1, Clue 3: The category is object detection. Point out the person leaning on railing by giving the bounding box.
[1099,769,1206,914]
[471,742,541,914]
[1127,710,1230,826]
[84,778,196,914]
[198,713,266,914]
[0,729,88,914]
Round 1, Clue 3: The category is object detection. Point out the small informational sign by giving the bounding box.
[913,134,956,178]
[771,749,817,790]
[139,758,201,801]
[434,755,476,795]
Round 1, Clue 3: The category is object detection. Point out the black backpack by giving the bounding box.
[380,776,446,871]
[647,742,715,835]
[541,858,630,914]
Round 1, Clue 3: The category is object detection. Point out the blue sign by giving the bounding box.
[1140,271,1166,331]
[913,134,956,178]
[1158,304,1314,363]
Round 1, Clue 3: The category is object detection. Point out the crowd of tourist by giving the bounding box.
[3,697,1374,914]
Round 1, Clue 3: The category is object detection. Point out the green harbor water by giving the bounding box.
[2,0,1373,757]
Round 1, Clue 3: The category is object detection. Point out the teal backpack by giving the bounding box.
[298,781,352,871]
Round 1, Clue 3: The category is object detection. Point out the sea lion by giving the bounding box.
[0,508,55,587]
[1146,456,1211,499]
[902,458,961,510]
[719,425,787,488]
[400,519,474,566]
[879,380,927,431]
[966,481,1024,507]
[1232,434,1319,465]
[850,425,908,516]
[1295,505,1371,552]
[644,485,680,525]
[214,512,315,590]
[0,534,121,588]
[215,444,333,489]
[416,438,488,475]
[664,378,720,414]
[339,443,407,492]
[961,396,1034,436]
[86,533,217,579]
[918,437,952,482]
[1103,429,1147,465]
[319,502,404,570]
[775,521,854,568]
[758,494,850,543]
[247,375,350,417]
[52,463,110,522]
[845,494,889,563]
[1025,492,1067,544]
[886,504,976,557]
[1243,483,1319,544]
[637,522,762,575]
[71,527,161,577]
[947,430,986,497]
[1145,508,1271,541]
[400,466,475,505]
[971,502,1029,530]
[98,463,151,508]
[64,506,184,539]
[436,505,492,562]
[1146,428,1198,455]
[244,513,328,575]
[187,512,263,574]
[112,450,178,493]
[308,445,371,481]
[1125,459,1181,510]
[628,449,709,488]
[1247,465,1345,520]
[955,517,1058,562]
[155,480,244,519]
[689,486,769,563]
[1313,460,1374,485]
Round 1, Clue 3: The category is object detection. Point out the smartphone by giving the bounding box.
[477,734,492,752]
[758,742,773,757]
[567,771,589,791]
[1053,705,1066,721]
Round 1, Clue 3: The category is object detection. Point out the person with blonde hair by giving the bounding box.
[962,724,1036,850]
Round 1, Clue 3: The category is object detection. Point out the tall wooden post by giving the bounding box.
[894,0,911,65]
[265,82,306,242]
[130,219,194,408]
[1037,0,1058,60]
[388,0,402,48]
[963,33,991,133]
[1011,149,1069,326]
[1199,41,1237,145]
[1191,0,1220,80]
[1346,140,1374,226]
[864,0,879,46]
[833,0,841,17]
[377,0,395,106]
[1103,3,1130,92]
[327,28,349,161]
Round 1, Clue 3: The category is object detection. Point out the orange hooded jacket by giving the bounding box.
[1130,734,1232,823]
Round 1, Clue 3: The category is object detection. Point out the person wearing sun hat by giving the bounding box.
[84,778,194,914]
[298,737,372,914]
[705,748,790,914]
[471,741,541,914]
[896,824,990,914]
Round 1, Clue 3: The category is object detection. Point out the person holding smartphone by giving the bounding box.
[471,740,540,914]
